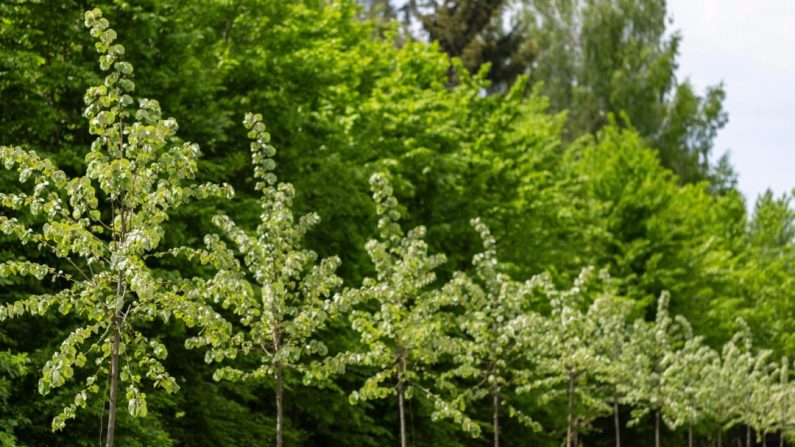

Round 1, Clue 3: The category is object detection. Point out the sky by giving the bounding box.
[667,0,795,205]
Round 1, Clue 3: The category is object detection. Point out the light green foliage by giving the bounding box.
[331,172,478,435]
[623,293,685,427]
[533,268,620,440]
[659,322,718,433]
[179,112,343,383]
[439,218,545,436]
[0,8,231,432]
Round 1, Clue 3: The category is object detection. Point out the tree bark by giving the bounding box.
[747,426,752,447]
[689,424,694,447]
[614,397,621,447]
[780,431,784,447]
[106,322,120,447]
[567,372,575,447]
[655,409,661,447]
[398,350,407,447]
[275,363,284,447]
[717,429,722,447]
[493,385,500,447]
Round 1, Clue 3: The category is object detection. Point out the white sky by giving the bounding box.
[667,0,795,204]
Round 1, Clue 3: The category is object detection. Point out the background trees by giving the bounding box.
[0,1,794,446]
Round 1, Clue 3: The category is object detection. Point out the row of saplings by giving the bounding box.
[0,9,790,447]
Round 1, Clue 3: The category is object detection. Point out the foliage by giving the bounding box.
[0,7,231,437]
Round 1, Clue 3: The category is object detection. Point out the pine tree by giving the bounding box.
[0,9,231,446]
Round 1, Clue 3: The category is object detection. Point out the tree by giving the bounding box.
[535,268,615,447]
[660,321,718,447]
[622,293,686,447]
[404,0,536,87]
[330,172,477,447]
[440,218,545,446]
[521,0,729,184]
[0,9,231,446]
[175,113,344,447]
[585,286,634,447]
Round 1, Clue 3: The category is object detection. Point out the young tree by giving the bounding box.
[331,172,477,447]
[175,113,343,447]
[535,268,615,447]
[771,357,793,447]
[623,292,685,447]
[703,321,762,447]
[660,321,718,447]
[586,288,634,447]
[0,9,231,446]
[439,218,545,446]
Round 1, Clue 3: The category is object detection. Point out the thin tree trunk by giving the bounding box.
[398,350,407,447]
[780,431,784,447]
[655,409,661,447]
[614,396,621,447]
[106,322,120,447]
[747,426,752,447]
[275,363,284,447]
[689,424,694,447]
[763,431,767,447]
[493,385,500,447]
[718,429,722,447]
[567,372,575,447]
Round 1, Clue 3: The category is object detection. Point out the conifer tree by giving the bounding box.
[174,113,344,447]
[0,9,231,446]
[440,218,544,446]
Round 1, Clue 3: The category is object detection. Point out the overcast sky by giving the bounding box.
[667,0,795,205]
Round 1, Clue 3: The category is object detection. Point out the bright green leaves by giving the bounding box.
[0,8,232,434]
[437,218,545,437]
[334,172,479,437]
[182,114,342,426]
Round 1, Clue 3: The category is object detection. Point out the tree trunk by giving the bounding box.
[747,426,752,447]
[717,429,722,447]
[275,363,284,447]
[567,372,575,447]
[614,397,621,447]
[780,431,784,447]
[655,409,661,447]
[398,350,407,447]
[493,385,500,447]
[105,323,120,447]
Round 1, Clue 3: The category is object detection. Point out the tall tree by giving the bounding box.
[175,113,344,447]
[405,0,536,86]
[0,9,231,446]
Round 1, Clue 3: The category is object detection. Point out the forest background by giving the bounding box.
[1,0,793,446]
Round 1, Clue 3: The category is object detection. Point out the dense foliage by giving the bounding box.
[1,1,793,446]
